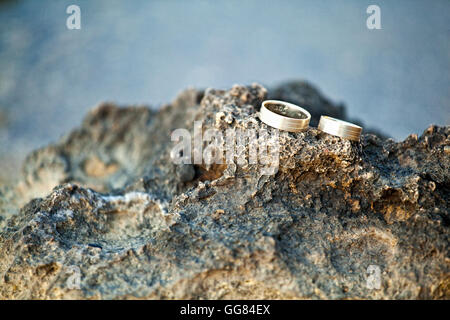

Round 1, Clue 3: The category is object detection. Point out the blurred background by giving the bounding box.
[0,0,449,184]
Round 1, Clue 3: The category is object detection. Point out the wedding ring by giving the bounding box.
[259,100,311,132]
[318,116,362,141]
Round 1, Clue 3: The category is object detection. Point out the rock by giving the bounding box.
[176,164,196,183]
[0,82,448,299]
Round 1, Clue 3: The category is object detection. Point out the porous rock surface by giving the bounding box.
[0,81,448,299]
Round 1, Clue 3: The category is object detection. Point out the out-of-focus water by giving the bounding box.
[0,0,449,182]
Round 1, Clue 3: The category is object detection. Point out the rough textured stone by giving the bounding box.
[0,81,448,299]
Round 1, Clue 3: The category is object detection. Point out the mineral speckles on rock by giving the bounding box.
[0,81,449,299]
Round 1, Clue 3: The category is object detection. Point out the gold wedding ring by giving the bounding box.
[318,116,362,141]
[259,100,311,132]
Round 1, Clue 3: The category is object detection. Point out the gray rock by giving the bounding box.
[176,164,196,183]
[0,82,448,299]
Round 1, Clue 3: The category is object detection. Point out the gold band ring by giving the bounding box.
[318,116,362,141]
[259,100,311,132]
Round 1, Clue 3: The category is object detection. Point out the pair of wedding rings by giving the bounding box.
[259,100,362,141]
